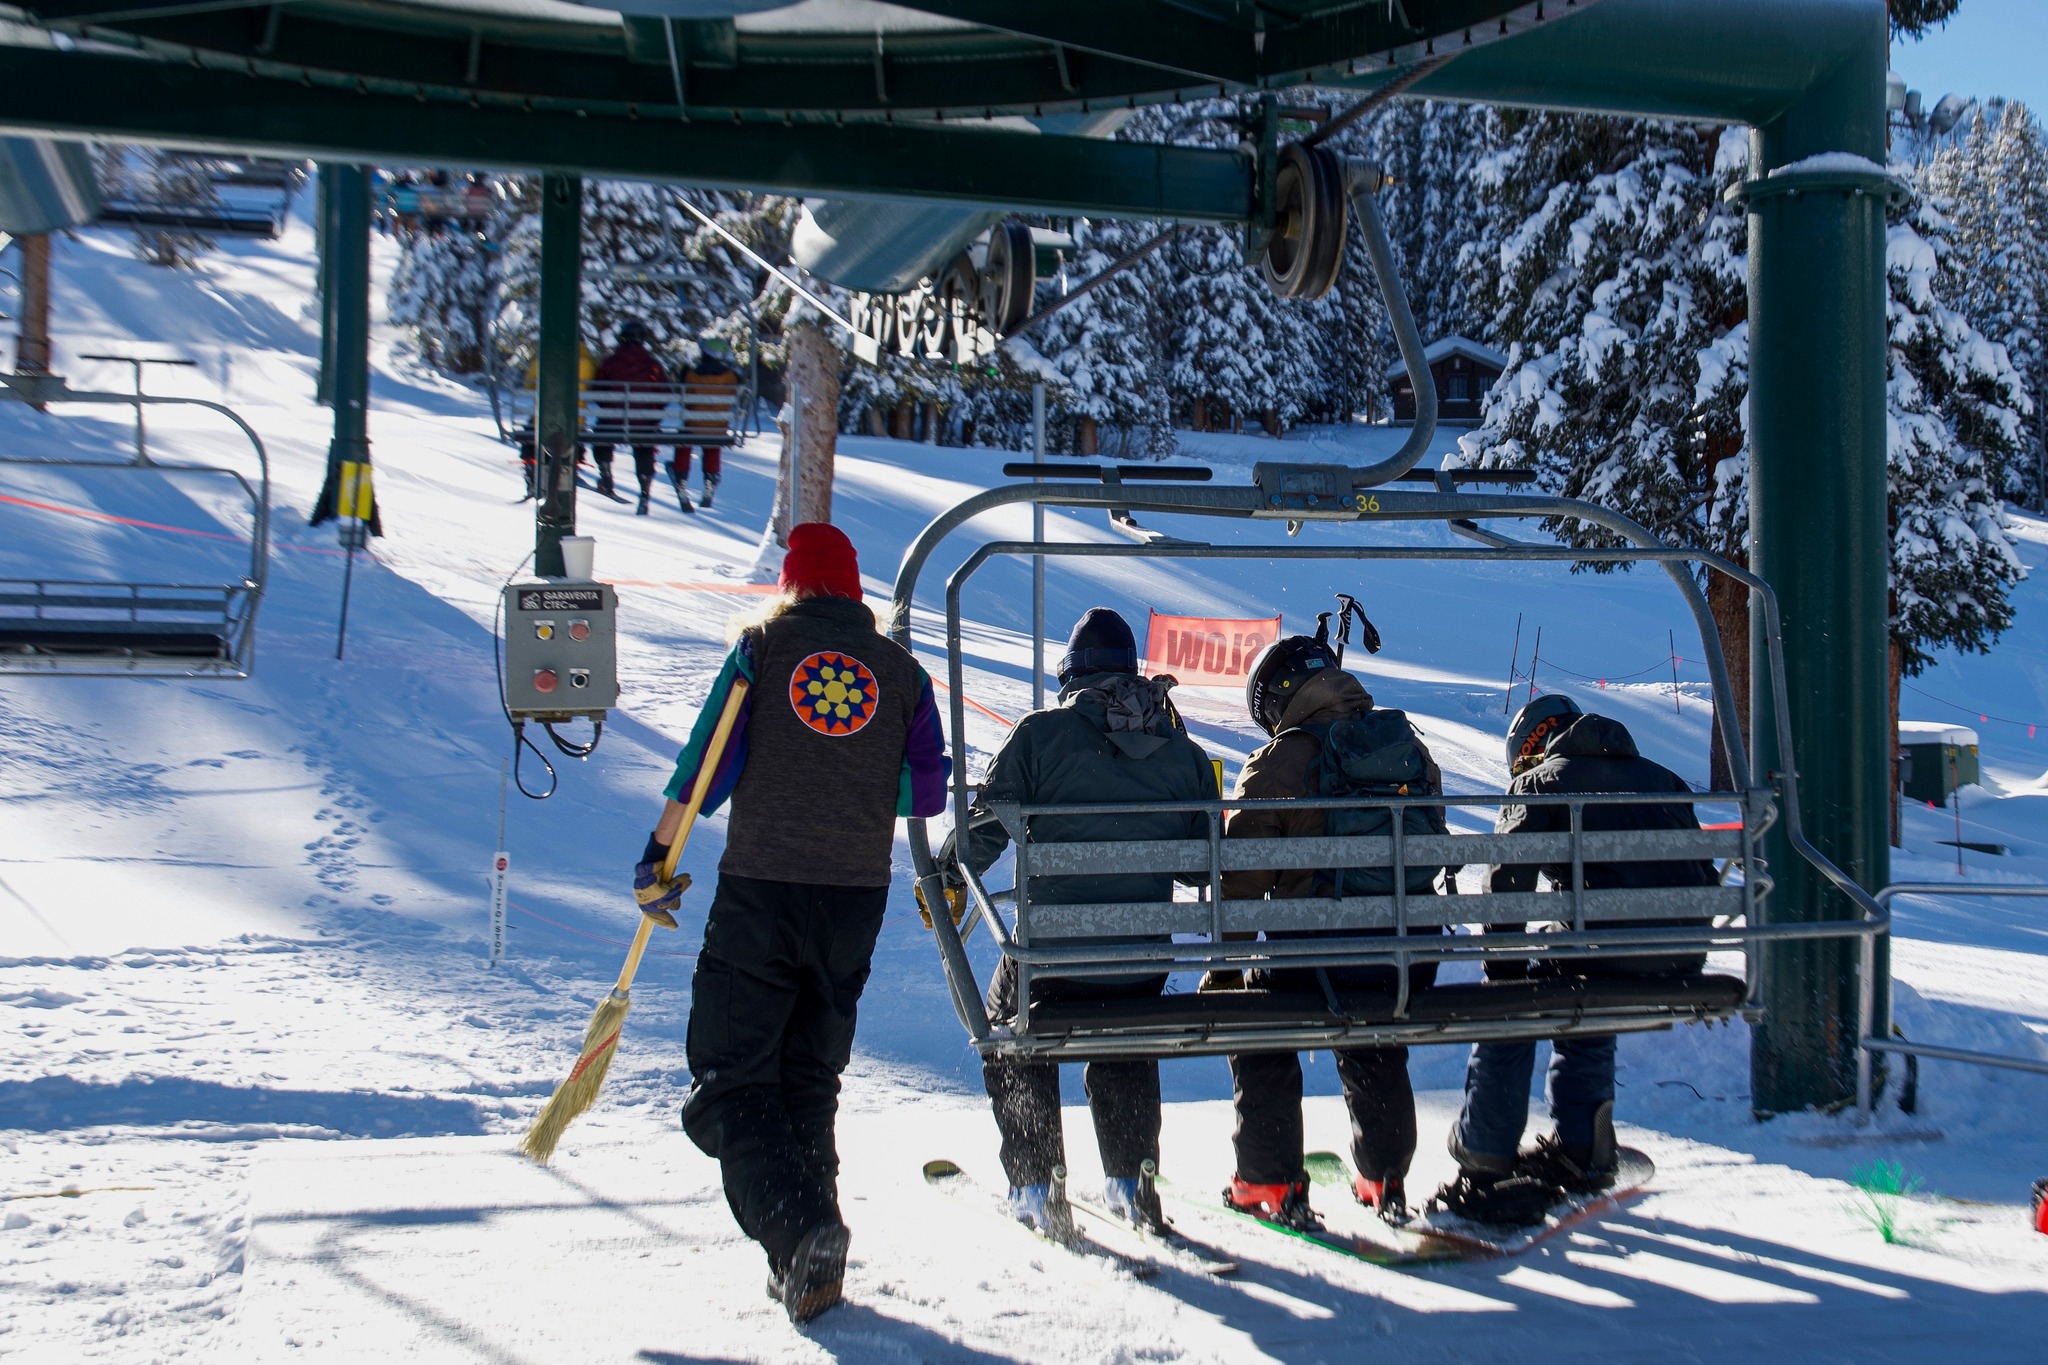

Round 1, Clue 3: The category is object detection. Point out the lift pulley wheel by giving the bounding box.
[1261,143,1347,301]
[979,221,1036,336]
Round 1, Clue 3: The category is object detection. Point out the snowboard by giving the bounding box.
[1153,1170,1463,1267]
[1407,1146,1656,1257]
[1067,1187,1240,1276]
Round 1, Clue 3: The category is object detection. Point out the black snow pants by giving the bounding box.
[1228,1044,1416,1185]
[982,959,1164,1189]
[680,873,887,1269]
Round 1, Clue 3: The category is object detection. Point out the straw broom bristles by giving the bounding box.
[519,680,749,1165]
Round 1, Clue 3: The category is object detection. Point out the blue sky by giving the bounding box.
[1889,0,2048,116]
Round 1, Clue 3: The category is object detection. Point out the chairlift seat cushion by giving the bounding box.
[1016,972,1746,1036]
[0,622,231,658]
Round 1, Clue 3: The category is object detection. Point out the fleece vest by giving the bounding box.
[722,597,925,889]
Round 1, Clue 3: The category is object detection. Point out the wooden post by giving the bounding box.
[15,233,51,375]
[785,318,839,528]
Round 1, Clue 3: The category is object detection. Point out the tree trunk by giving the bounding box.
[1262,407,1281,437]
[1888,636,1903,848]
[1706,566,1753,792]
[15,233,51,375]
[1191,395,1209,432]
[891,398,913,440]
[923,400,939,444]
[1077,415,1098,456]
[864,404,886,437]
[773,318,840,543]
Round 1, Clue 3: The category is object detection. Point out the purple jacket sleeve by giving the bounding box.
[661,634,755,815]
[897,669,951,818]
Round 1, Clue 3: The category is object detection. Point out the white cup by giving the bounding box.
[558,535,596,582]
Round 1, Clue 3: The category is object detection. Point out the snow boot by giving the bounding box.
[1516,1100,1619,1194]
[702,474,719,509]
[1008,1169,1077,1242]
[1103,1161,1168,1235]
[1353,1171,1410,1225]
[1225,1176,1324,1232]
[596,464,616,498]
[767,1219,850,1324]
[1430,1169,1564,1228]
[635,490,650,515]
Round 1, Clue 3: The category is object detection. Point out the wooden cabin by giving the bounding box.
[1385,336,1508,424]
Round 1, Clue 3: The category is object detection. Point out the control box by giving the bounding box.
[501,581,621,721]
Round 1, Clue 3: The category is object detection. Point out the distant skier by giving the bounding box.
[636,523,949,1322]
[1432,697,1715,1225]
[590,319,669,512]
[675,336,741,510]
[935,608,1217,1238]
[1216,622,1451,1231]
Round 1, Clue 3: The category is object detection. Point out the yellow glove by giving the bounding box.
[916,881,966,931]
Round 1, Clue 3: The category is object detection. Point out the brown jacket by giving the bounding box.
[1221,669,1443,901]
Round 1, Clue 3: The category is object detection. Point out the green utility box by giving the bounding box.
[1898,721,1980,807]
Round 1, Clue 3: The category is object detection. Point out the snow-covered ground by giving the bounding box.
[2,214,2045,1363]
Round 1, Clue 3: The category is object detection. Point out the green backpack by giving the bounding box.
[1287,709,1449,897]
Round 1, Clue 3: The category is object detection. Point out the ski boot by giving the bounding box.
[2031,1177,2046,1236]
[1353,1171,1411,1225]
[596,464,616,499]
[1103,1160,1168,1235]
[1007,1168,1076,1243]
[1224,1176,1324,1232]
[765,1219,850,1324]
[701,474,719,509]
[635,490,650,516]
[1429,1169,1564,1228]
[1515,1100,1619,1194]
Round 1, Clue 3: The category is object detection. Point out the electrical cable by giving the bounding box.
[491,549,559,800]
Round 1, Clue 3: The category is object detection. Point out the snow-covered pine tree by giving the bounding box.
[1453,114,1751,778]
[388,224,499,374]
[1924,102,2048,508]
[1353,97,1488,343]
[1884,186,2029,680]
[1029,213,1175,455]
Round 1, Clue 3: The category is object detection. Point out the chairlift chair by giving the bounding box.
[0,372,270,678]
[886,140,1889,1064]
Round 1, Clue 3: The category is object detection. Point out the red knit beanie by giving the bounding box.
[780,522,863,601]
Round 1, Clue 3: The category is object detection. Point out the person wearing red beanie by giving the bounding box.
[633,519,947,1324]
[779,522,865,601]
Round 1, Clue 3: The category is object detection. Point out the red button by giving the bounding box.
[568,621,591,642]
[533,669,558,693]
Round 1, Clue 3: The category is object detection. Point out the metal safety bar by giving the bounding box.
[0,373,270,678]
[889,481,1895,1060]
[1856,883,2048,1118]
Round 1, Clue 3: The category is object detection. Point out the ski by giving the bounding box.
[1409,1146,1655,1257]
[1067,1190,1239,1277]
[1153,1173,1461,1268]
[920,1159,1156,1279]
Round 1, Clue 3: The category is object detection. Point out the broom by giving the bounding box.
[520,680,750,1164]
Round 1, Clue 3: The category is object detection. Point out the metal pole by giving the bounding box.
[310,163,373,666]
[1745,10,1892,1115]
[534,173,582,578]
[315,164,339,406]
[1031,380,1046,711]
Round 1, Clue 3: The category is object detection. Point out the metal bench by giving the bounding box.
[0,372,269,678]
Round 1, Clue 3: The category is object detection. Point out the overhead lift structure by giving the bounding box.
[0,0,1927,1114]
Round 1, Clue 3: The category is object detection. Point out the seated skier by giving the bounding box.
[1433,696,1717,1226]
[1216,604,1453,1231]
[933,608,1217,1239]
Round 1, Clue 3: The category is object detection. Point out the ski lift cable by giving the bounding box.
[1300,50,1462,150]
[666,193,879,363]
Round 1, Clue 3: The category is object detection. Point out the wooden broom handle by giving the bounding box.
[617,679,751,993]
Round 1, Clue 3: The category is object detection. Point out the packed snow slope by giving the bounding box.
[2,215,2045,1363]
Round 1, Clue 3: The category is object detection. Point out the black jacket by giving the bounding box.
[1490,713,1715,977]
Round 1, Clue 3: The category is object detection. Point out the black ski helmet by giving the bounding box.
[1506,693,1583,775]
[1244,634,1340,736]
[618,318,652,347]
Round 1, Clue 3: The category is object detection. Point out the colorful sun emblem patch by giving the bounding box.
[790,650,880,736]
